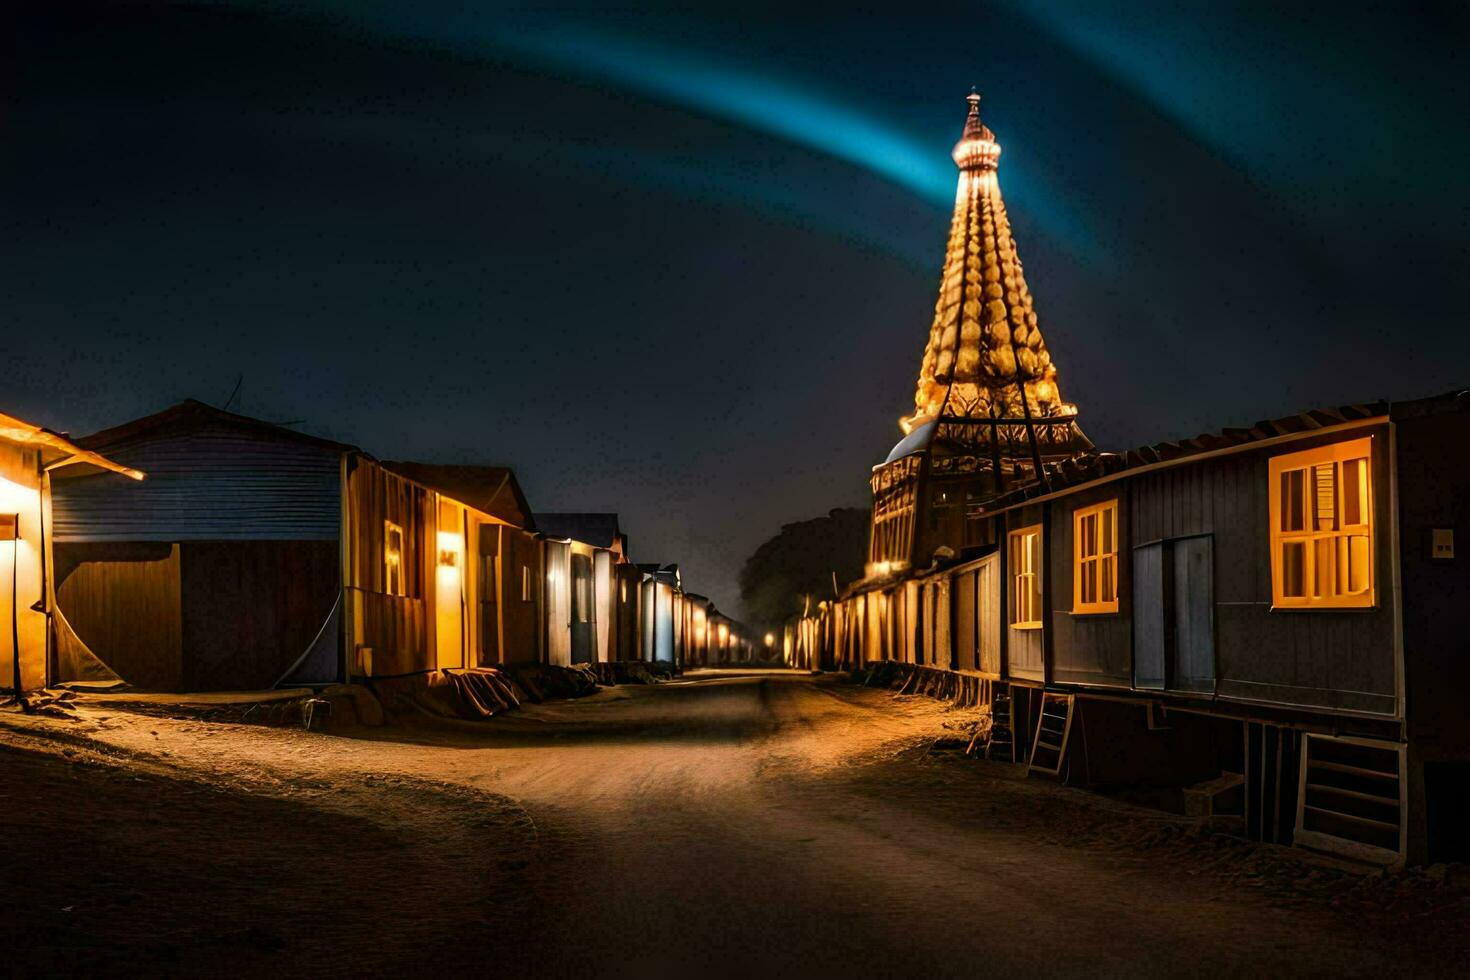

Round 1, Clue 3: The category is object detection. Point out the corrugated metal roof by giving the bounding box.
[981,390,1468,512]
[51,429,343,543]
[78,400,358,455]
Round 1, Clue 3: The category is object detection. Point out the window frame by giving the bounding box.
[1072,499,1120,615]
[1008,524,1043,629]
[1267,437,1375,610]
[383,519,406,597]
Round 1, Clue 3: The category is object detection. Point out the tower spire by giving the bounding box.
[899,92,1089,477]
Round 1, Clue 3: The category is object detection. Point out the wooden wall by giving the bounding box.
[178,540,339,690]
[611,564,640,661]
[1049,482,1133,687]
[1397,409,1470,753]
[1130,430,1396,714]
[346,458,431,676]
[476,522,501,666]
[594,549,613,662]
[498,526,543,664]
[1005,505,1045,682]
[951,554,1000,675]
[544,539,572,666]
[54,542,183,690]
[851,425,1403,722]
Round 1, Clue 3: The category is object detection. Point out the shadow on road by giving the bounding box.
[336,672,834,750]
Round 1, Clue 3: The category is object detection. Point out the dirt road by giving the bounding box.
[2,671,1465,977]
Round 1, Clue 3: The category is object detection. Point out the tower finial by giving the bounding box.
[952,90,999,170]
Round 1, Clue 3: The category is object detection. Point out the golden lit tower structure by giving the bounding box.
[867,92,1091,577]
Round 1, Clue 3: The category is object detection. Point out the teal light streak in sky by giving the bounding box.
[491,28,957,207]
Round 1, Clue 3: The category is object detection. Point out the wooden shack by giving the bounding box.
[683,592,713,667]
[637,563,680,664]
[535,513,631,664]
[363,461,537,672]
[51,401,351,691]
[0,410,141,694]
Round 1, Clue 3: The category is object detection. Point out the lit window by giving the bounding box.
[1269,437,1374,608]
[1073,501,1119,614]
[384,520,405,597]
[1008,525,1042,628]
[520,565,532,602]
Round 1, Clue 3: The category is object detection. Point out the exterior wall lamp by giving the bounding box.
[2,514,24,711]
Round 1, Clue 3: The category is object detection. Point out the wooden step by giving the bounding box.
[1305,782,1399,808]
[1307,760,1397,782]
[1303,806,1399,836]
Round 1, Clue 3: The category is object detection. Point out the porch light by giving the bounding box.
[436,530,461,567]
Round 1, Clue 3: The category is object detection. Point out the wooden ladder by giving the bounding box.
[983,683,1016,762]
[1294,734,1403,865]
[1027,692,1074,777]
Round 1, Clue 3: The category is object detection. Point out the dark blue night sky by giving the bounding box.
[5,2,1468,613]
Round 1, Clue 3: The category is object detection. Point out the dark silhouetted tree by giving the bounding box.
[739,508,870,629]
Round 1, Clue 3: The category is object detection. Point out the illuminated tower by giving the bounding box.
[867,92,1091,576]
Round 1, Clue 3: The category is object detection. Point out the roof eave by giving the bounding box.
[0,412,144,481]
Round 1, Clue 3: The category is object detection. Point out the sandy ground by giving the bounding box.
[2,670,1467,978]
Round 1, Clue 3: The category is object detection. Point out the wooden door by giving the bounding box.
[478,526,500,665]
[593,550,612,662]
[545,541,572,666]
[976,554,1001,676]
[1171,536,1215,692]
[434,500,465,671]
[570,553,594,664]
[1132,535,1215,692]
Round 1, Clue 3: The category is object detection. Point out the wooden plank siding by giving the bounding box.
[352,592,427,676]
[476,521,501,666]
[841,423,1402,723]
[1005,505,1045,682]
[53,542,183,690]
[1022,424,1398,714]
[1146,430,1396,715]
[345,458,432,676]
[950,554,1000,675]
[499,526,544,664]
[1394,409,1470,753]
[1050,482,1132,687]
[613,562,641,661]
[178,540,339,690]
